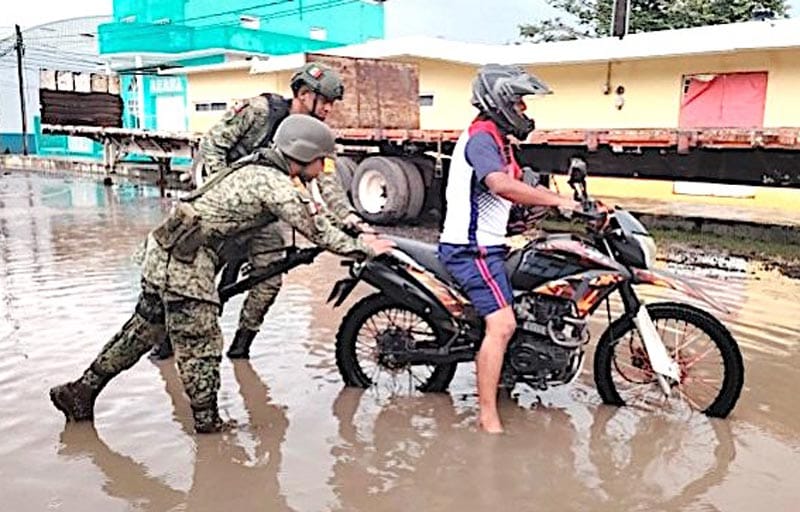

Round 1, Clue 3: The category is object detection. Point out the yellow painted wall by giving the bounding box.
[549,175,800,220]
[395,49,800,130]
[530,49,800,129]
[408,58,476,130]
[184,48,800,133]
[182,51,800,209]
[185,69,292,133]
[396,49,800,130]
[184,57,480,132]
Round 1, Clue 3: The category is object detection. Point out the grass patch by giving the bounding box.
[538,218,800,278]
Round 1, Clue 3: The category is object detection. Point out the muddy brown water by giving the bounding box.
[1,172,798,512]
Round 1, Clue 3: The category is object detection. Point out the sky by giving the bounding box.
[2,0,800,40]
[3,0,111,29]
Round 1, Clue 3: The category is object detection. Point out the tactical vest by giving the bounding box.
[226,93,291,163]
[153,149,292,263]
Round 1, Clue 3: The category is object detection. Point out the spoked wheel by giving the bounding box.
[335,294,457,395]
[594,302,744,418]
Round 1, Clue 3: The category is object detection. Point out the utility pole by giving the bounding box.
[14,24,28,155]
[611,0,631,39]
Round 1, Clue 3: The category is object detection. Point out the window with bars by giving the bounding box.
[126,78,140,128]
[195,102,228,112]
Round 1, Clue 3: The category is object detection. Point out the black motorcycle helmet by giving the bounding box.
[471,63,551,140]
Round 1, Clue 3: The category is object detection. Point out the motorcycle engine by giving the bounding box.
[503,294,588,390]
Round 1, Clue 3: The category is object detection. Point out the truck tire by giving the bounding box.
[410,156,435,187]
[389,157,425,221]
[351,156,410,225]
[335,156,357,202]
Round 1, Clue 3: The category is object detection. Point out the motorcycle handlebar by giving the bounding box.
[568,200,611,232]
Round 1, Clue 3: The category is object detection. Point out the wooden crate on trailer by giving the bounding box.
[307,53,420,131]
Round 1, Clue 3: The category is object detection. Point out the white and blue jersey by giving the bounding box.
[438,122,515,316]
[439,129,512,247]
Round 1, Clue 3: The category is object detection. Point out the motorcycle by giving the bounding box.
[328,161,745,418]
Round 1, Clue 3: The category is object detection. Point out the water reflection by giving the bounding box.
[58,424,185,511]
[327,389,739,512]
[158,360,293,512]
[1,172,799,512]
[57,360,293,512]
[586,407,735,511]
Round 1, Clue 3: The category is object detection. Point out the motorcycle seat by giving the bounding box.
[387,236,523,291]
[386,236,456,286]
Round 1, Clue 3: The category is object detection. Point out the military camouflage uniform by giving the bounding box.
[56,150,372,432]
[199,94,286,177]
[198,94,357,334]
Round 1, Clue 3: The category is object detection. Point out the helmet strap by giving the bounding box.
[309,93,322,120]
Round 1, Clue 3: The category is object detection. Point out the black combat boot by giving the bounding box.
[226,328,257,359]
[192,404,235,434]
[49,366,111,422]
[149,336,174,360]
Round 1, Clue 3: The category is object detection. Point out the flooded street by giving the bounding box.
[1,172,799,512]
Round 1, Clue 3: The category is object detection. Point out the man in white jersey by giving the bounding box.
[438,64,581,433]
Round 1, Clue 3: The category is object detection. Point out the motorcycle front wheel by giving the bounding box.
[594,302,744,418]
[335,293,457,394]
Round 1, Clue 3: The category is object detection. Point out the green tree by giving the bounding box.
[520,0,790,42]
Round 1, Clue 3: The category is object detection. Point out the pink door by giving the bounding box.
[679,72,768,128]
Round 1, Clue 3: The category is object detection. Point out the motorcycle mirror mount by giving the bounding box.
[567,157,589,201]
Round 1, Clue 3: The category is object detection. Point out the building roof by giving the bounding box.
[505,17,800,66]
[164,17,800,77]
[112,49,263,73]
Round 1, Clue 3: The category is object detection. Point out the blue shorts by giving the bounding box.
[438,243,513,317]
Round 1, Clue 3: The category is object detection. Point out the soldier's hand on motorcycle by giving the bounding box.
[344,212,377,235]
[359,234,395,256]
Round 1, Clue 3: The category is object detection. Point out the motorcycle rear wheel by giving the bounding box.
[335,294,457,393]
[594,302,744,418]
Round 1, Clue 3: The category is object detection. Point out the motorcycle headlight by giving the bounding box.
[633,234,657,269]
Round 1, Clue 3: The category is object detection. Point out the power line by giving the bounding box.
[149,0,291,27]
[0,0,364,78]
[26,0,290,40]
[24,50,105,64]
[24,0,361,41]
[15,57,104,68]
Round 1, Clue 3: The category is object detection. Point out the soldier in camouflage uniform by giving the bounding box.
[150,62,370,361]
[49,115,395,434]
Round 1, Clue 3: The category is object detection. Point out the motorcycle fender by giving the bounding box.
[359,260,456,326]
[632,268,730,314]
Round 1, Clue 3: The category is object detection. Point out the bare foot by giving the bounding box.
[478,415,504,434]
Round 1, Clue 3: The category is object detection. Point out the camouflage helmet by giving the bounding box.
[274,114,336,163]
[290,62,345,101]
